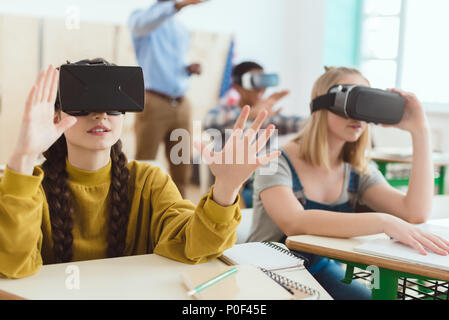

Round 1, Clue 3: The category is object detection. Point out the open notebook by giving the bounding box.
[219,242,304,272]
[354,223,449,271]
[181,265,319,300]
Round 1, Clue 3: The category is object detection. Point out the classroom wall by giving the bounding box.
[0,16,231,163]
[0,0,327,117]
[0,15,40,165]
[0,0,329,166]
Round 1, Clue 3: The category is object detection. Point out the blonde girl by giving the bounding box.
[247,66,449,300]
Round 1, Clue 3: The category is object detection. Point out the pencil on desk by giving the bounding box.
[187,266,239,296]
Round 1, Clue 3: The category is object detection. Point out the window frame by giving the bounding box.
[358,0,449,112]
[358,0,405,88]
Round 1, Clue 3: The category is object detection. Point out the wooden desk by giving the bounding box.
[0,253,332,300]
[370,150,449,194]
[286,219,449,300]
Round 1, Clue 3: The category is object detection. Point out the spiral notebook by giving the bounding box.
[260,268,320,300]
[181,265,319,300]
[219,242,304,271]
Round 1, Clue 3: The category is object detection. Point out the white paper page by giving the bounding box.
[355,224,449,271]
[222,242,303,271]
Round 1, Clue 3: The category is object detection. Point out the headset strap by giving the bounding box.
[310,93,336,114]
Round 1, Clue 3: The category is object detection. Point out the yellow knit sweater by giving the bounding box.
[0,160,241,279]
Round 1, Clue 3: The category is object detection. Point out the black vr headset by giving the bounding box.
[310,85,405,125]
[234,72,280,90]
[58,63,145,114]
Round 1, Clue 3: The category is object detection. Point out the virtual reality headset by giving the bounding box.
[236,72,280,90]
[310,85,405,125]
[58,64,145,113]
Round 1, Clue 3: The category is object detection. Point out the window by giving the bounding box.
[359,0,449,110]
[359,0,402,90]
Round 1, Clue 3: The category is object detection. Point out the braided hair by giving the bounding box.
[41,58,130,263]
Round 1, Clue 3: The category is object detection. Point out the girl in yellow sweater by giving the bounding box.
[0,60,280,279]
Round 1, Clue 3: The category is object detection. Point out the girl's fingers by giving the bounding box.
[419,231,449,253]
[40,65,53,103]
[389,88,404,95]
[390,88,416,102]
[36,68,47,103]
[243,110,268,146]
[233,105,250,130]
[435,234,449,248]
[29,68,45,109]
[255,124,276,153]
[407,237,428,256]
[55,116,77,136]
[32,82,40,107]
[48,68,59,103]
[227,129,244,159]
[25,85,37,114]
[249,109,268,133]
[244,112,267,143]
[256,150,281,166]
[389,88,408,100]
[413,233,448,256]
[34,69,46,104]
[228,128,244,143]
[193,141,215,164]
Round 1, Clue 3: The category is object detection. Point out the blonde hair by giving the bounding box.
[294,66,372,174]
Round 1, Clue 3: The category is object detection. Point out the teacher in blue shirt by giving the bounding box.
[128,0,203,197]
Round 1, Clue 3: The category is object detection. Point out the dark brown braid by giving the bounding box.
[107,140,130,258]
[42,136,74,263]
[41,58,130,263]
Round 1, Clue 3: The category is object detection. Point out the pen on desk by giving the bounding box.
[270,276,295,296]
[187,266,239,296]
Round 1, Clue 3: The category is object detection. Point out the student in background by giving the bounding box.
[247,66,449,300]
[204,61,305,141]
[204,61,306,207]
[128,0,203,197]
[0,61,280,279]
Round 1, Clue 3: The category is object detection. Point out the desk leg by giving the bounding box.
[341,265,355,284]
[371,268,398,300]
[376,161,387,177]
[438,166,446,195]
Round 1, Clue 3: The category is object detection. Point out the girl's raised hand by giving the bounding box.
[8,65,77,175]
[386,89,429,134]
[195,105,281,206]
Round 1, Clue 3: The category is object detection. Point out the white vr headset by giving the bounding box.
[238,72,280,90]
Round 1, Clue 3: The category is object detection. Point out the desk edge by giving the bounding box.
[286,238,449,281]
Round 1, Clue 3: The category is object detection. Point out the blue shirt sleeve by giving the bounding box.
[128,1,177,37]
